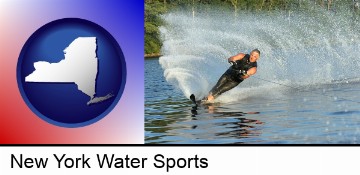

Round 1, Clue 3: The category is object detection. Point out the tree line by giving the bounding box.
[145,0,360,57]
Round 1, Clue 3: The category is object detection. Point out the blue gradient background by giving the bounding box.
[0,0,144,143]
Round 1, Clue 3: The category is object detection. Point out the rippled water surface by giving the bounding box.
[145,58,360,144]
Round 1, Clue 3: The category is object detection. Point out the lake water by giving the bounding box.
[145,58,360,144]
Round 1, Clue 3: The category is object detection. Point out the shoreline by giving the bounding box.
[144,53,162,59]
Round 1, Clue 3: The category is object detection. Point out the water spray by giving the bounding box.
[159,8,360,102]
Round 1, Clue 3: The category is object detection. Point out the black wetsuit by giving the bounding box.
[209,54,257,99]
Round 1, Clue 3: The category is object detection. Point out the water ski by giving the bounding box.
[190,94,212,106]
[189,94,198,116]
[190,94,197,104]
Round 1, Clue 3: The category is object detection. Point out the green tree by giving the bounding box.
[145,0,166,55]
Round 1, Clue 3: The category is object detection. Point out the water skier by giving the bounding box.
[203,49,260,103]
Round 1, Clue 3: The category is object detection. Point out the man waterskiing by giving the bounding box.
[199,49,261,103]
